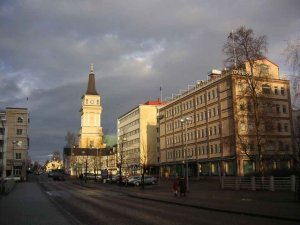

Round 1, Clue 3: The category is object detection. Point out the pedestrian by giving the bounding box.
[179,177,186,196]
[172,179,179,196]
[79,173,83,184]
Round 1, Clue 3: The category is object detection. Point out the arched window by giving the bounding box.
[17,117,23,123]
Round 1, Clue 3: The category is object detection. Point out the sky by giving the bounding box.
[1,0,300,164]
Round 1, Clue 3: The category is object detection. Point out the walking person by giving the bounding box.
[79,173,83,184]
[172,179,179,196]
[179,177,187,196]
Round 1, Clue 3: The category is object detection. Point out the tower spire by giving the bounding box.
[86,64,98,95]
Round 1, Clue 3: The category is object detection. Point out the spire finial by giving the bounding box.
[90,64,94,73]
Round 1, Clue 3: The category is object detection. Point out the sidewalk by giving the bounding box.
[75,178,300,222]
[0,181,75,225]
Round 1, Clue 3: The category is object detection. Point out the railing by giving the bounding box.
[221,175,297,192]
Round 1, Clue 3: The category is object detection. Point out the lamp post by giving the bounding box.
[180,117,192,192]
[82,150,88,183]
[12,140,17,177]
[1,118,6,179]
[119,137,126,185]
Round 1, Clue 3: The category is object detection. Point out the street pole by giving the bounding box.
[185,121,189,192]
[1,118,6,179]
[181,117,191,192]
[119,137,126,185]
[12,140,17,177]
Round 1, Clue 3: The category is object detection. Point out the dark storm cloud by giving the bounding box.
[1,0,299,163]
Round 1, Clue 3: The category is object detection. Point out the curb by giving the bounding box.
[125,193,300,223]
[73,181,300,223]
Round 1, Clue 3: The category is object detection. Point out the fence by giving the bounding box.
[221,175,297,192]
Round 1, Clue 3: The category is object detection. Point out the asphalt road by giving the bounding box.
[33,174,297,225]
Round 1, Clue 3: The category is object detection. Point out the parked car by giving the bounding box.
[110,175,128,184]
[52,169,65,181]
[48,171,54,177]
[127,176,140,184]
[83,173,101,180]
[128,175,158,186]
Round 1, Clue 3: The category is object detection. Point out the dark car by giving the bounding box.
[52,169,65,181]
[83,172,101,180]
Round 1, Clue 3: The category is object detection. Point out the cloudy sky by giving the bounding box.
[1,0,299,164]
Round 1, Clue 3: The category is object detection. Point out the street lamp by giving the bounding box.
[12,140,18,177]
[180,116,192,192]
[82,150,88,183]
[119,137,127,185]
[1,118,6,179]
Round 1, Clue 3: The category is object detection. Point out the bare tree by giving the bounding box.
[223,26,270,176]
[51,151,61,162]
[284,38,300,76]
[139,139,148,190]
[223,26,267,70]
[284,39,300,173]
[65,131,77,148]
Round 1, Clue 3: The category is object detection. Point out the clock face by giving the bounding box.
[90,100,94,104]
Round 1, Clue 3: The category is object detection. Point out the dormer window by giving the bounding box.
[260,64,269,76]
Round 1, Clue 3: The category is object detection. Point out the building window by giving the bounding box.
[240,103,245,111]
[276,104,280,113]
[16,129,22,135]
[260,64,269,76]
[274,87,278,95]
[265,121,273,131]
[277,123,282,132]
[284,123,289,132]
[209,127,213,136]
[281,87,285,95]
[16,153,21,159]
[285,144,290,151]
[214,126,217,135]
[282,105,287,114]
[262,84,271,94]
[212,90,215,99]
[17,117,23,123]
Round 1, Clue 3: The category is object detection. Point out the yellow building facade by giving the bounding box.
[78,65,105,149]
[117,100,164,175]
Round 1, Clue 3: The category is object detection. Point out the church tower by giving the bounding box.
[79,65,105,148]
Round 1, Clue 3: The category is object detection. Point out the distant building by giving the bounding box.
[159,59,294,177]
[117,99,165,176]
[45,160,63,172]
[78,64,106,149]
[64,65,109,176]
[0,107,29,180]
